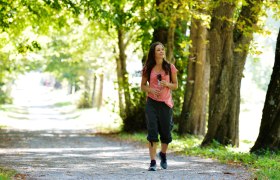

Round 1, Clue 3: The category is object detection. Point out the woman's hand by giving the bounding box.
[149,88,161,97]
[160,80,170,88]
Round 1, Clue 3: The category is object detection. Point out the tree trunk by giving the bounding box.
[116,55,125,117]
[179,17,208,136]
[202,0,263,147]
[166,21,176,63]
[91,75,97,107]
[97,74,104,110]
[152,0,167,45]
[116,28,131,117]
[153,28,167,44]
[68,82,73,94]
[250,27,280,153]
[173,16,189,122]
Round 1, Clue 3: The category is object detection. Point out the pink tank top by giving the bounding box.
[147,64,178,108]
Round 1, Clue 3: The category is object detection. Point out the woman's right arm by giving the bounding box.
[141,76,160,96]
[140,75,151,93]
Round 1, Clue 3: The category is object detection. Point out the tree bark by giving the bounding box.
[250,27,280,153]
[202,0,263,147]
[116,28,131,117]
[91,74,97,107]
[152,0,167,45]
[97,74,104,110]
[153,28,167,44]
[179,17,208,135]
[166,21,176,63]
[116,52,125,117]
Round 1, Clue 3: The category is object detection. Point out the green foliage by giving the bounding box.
[0,54,13,104]
[122,87,146,132]
[0,89,12,104]
[181,141,280,179]
[117,132,147,144]
[172,51,189,121]
[53,101,72,107]
[17,41,41,54]
[0,1,15,31]
[0,174,10,179]
[0,0,80,106]
[0,166,17,180]
[264,0,280,20]
[77,91,92,109]
[172,25,190,121]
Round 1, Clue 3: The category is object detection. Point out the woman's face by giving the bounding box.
[154,44,165,61]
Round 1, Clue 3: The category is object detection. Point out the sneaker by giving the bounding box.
[148,160,157,171]
[158,152,167,169]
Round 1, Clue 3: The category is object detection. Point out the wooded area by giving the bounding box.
[0,0,280,153]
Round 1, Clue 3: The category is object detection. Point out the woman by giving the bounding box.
[141,42,178,171]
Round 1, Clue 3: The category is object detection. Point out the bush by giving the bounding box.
[122,87,146,132]
[0,91,12,104]
[77,91,92,109]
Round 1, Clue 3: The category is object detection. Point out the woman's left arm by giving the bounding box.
[168,71,178,90]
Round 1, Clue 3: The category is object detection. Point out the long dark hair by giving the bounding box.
[143,42,171,82]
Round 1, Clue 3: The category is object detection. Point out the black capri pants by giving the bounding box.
[145,97,174,144]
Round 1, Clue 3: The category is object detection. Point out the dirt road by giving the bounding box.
[0,129,252,180]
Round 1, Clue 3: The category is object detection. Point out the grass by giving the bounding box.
[0,166,17,180]
[0,125,7,130]
[53,101,72,107]
[0,118,16,179]
[0,105,5,111]
[113,132,280,180]
[7,115,29,120]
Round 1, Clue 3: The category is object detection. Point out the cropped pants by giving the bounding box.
[145,97,173,144]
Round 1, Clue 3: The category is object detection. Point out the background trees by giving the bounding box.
[178,1,209,136]
[0,0,279,152]
[202,0,264,147]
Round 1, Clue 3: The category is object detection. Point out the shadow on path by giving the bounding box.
[0,129,252,180]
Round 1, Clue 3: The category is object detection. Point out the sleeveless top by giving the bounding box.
[146,64,178,108]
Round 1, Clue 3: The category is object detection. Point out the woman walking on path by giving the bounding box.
[141,42,178,171]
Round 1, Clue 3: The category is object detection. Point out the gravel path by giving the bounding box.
[0,129,252,180]
[0,73,253,179]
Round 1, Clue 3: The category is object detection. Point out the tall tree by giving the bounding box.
[179,10,209,135]
[151,0,191,121]
[82,0,151,131]
[250,27,280,153]
[202,0,264,147]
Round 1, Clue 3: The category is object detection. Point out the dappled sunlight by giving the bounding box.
[0,127,252,179]
[0,147,124,154]
[0,138,248,178]
[0,71,122,132]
